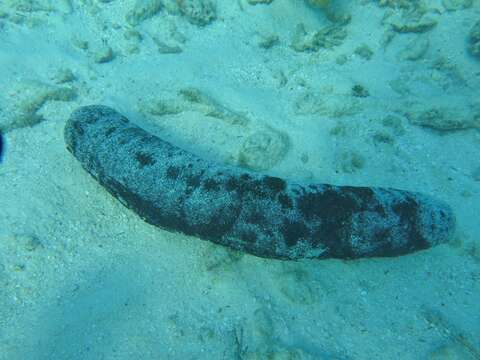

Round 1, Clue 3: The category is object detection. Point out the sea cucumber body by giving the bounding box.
[64,105,455,260]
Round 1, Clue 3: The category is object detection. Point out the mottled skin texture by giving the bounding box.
[64,105,455,260]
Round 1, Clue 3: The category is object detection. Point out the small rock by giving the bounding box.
[125,0,162,26]
[93,43,114,63]
[352,84,369,98]
[399,36,429,61]
[405,105,480,131]
[442,0,472,11]
[177,0,216,27]
[52,68,76,84]
[373,131,395,145]
[382,115,405,135]
[238,129,290,171]
[354,44,374,60]
[307,0,331,8]
[257,34,279,49]
[471,167,480,182]
[248,0,274,4]
[291,23,347,52]
[153,38,183,54]
[468,21,480,59]
[428,342,475,359]
[391,15,437,33]
[24,235,43,251]
[336,150,365,174]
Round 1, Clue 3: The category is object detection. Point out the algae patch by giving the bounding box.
[0,80,77,132]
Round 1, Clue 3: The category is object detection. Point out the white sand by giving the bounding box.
[0,0,479,359]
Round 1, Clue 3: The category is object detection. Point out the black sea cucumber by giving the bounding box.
[64,105,455,260]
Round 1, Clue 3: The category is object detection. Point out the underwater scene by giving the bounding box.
[0,0,479,359]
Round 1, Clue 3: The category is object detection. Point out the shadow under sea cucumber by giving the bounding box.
[64,105,455,260]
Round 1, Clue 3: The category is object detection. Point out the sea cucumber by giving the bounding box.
[64,105,455,260]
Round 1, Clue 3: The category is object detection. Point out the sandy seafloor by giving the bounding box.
[0,0,479,359]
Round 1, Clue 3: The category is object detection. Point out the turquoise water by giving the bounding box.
[0,0,479,359]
